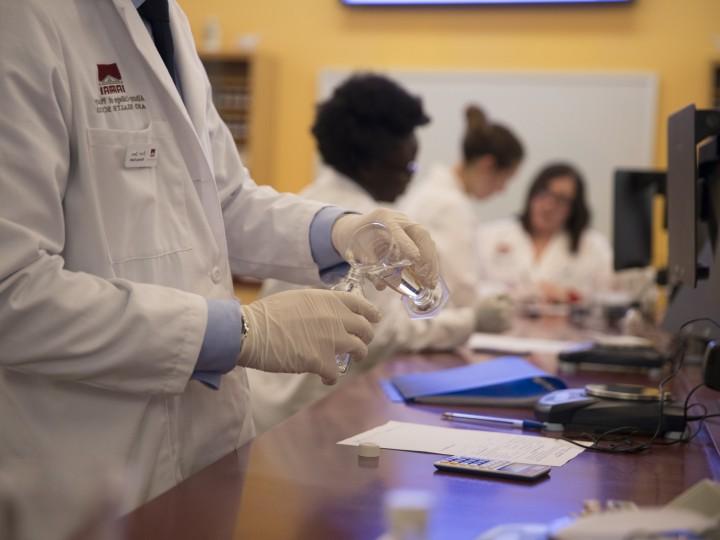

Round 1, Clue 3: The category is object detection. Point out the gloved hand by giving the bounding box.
[237,289,382,385]
[331,208,439,291]
[474,295,513,333]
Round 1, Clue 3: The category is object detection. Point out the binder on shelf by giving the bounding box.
[388,356,567,407]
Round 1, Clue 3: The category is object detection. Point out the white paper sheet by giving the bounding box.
[468,333,590,356]
[338,421,584,467]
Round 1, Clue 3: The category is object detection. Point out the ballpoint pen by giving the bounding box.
[442,412,547,431]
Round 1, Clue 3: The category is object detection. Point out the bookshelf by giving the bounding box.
[201,53,254,167]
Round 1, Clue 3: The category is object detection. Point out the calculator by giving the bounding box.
[433,456,551,480]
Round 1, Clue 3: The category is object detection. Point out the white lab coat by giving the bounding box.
[475,218,613,300]
[401,164,480,308]
[0,0,327,510]
[249,170,475,433]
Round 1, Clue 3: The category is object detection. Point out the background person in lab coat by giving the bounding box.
[0,0,439,511]
[402,105,524,309]
[250,74,512,433]
[476,162,613,305]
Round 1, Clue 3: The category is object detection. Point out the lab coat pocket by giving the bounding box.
[86,122,191,265]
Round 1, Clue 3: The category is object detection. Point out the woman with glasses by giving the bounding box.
[402,105,525,310]
[249,74,509,433]
[476,163,612,305]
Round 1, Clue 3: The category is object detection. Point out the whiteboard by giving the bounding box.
[318,70,658,239]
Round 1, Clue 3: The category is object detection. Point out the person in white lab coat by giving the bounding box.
[0,1,440,511]
[476,163,613,304]
[402,105,525,308]
[250,75,509,433]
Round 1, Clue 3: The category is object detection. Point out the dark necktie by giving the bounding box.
[137,0,178,88]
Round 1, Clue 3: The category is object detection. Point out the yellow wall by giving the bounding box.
[181,0,720,194]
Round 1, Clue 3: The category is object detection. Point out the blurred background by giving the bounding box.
[180,0,720,299]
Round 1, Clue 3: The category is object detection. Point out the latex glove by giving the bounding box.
[331,208,439,290]
[238,289,382,385]
[474,295,513,333]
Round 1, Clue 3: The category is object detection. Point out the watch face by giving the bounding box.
[239,307,249,339]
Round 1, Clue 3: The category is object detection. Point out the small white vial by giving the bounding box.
[358,442,381,458]
[377,489,434,540]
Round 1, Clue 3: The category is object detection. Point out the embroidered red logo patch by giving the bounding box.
[97,63,126,95]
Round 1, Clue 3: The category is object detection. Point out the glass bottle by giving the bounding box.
[333,221,450,373]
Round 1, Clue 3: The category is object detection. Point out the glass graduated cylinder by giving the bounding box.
[332,268,364,374]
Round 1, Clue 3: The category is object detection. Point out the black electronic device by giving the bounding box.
[703,340,720,391]
[433,456,550,481]
[667,105,720,289]
[668,105,701,289]
[534,386,686,435]
[558,344,667,375]
[613,169,665,271]
[664,105,720,340]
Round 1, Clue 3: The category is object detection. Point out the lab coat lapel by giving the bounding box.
[169,9,211,163]
[167,4,230,255]
[109,0,215,176]
[109,0,225,254]
[110,0,192,128]
[537,234,566,275]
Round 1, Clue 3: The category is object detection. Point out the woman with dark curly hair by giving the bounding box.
[310,73,429,204]
[249,74,510,433]
[476,163,612,305]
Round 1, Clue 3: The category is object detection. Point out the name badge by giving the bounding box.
[124,143,158,168]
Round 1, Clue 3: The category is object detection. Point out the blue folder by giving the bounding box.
[389,356,567,407]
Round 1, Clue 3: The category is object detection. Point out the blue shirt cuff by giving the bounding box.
[192,299,243,390]
[309,206,351,283]
[192,371,223,389]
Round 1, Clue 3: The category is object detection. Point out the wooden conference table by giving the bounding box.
[123,317,720,539]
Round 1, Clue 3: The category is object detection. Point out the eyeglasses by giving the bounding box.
[537,189,574,207]
[375,159,417,177]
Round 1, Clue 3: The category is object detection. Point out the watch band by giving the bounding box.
[240,307,250,345]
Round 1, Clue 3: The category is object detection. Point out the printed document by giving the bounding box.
[338,421,584,467]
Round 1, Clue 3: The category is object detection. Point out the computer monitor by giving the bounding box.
[341,0,633,4]
[613,169,665,271]
[663,105,720,337]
